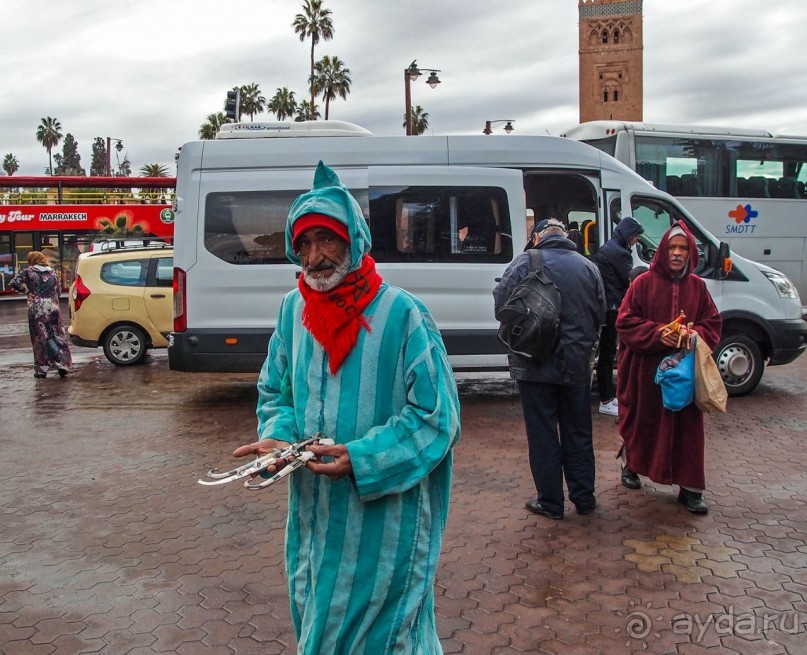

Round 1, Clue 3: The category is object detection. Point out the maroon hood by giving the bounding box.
[649,220,698,279]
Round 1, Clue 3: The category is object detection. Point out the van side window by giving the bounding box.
[630,195,709,275]
[368,186,512,263]
[203,190,369,265]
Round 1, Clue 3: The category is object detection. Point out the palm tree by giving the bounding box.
[199,112,229,139]
[269,87,298,121]
[292,0,334,119]
[139,164,170,203]
[403,105,430,135]
[313,55,351,120]
[2,153,19,176]
[35,117,63,175]
[295,100,321,122]
[139,163,169,177]
[240,83,266,122]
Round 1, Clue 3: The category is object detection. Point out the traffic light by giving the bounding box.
[225,88,241,122]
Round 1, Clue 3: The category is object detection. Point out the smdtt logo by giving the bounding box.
[726,203,758,234]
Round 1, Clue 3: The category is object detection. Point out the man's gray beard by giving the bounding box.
[303,255,351,292]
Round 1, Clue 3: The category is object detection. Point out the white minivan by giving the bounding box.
[169,121,807,395]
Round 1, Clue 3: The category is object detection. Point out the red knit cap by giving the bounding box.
[292,213,350,250]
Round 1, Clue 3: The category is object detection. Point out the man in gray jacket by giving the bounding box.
[494,219,606,519]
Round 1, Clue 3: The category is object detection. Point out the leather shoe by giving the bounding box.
[678,488,709,514]
[525,498,563,520]
[575,500,597,515]
[621,466,641,490]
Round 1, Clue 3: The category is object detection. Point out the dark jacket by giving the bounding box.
[591,216,644,310]
[493,235,606,385]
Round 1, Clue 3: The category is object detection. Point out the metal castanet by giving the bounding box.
[198,434,334,490]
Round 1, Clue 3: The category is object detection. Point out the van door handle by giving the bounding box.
[150,293,167,298]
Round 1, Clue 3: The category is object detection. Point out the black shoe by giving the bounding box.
[621,466,641,490]
[58,369,69,377]
[575,500,597,515]
[34,373,47,378]
[678,489,709,514]
[525,498,563,520]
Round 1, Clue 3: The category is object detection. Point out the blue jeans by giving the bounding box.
[517,380,596,515]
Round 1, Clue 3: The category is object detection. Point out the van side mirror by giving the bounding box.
[717,242,732,278]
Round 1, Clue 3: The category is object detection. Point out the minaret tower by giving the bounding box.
[578,0,643,122]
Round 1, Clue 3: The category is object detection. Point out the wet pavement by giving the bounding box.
[0,297,805,654]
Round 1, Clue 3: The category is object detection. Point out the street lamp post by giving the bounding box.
[482,120,515,135]
[404,60,441,136]
[106,137,124,176]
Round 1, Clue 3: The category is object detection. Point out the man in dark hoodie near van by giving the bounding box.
[591,216,645,417]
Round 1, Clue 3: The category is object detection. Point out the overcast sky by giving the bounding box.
[2,0,806,176]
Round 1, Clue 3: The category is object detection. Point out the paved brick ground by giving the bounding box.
[0,334,805,654]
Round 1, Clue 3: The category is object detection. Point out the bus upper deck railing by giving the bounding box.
[0,176,176,205]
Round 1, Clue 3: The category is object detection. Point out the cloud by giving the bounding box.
[2,0,806,175]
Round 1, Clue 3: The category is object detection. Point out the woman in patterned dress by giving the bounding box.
[10,251,73,378]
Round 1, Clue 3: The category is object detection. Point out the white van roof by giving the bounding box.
[185,131,632,181]
[217,120,372,139]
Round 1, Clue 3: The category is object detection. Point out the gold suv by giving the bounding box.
[68,244,173,365]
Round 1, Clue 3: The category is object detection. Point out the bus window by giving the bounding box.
[0,235,12,292]
[14,232,34,275]
[581,136,617,158]
[40,233,62,281]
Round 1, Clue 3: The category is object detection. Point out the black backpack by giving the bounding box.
[496,249,562,362]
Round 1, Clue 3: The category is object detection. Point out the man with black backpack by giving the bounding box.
[494,218,606,520]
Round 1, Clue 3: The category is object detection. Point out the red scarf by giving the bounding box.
[299,255,383,375]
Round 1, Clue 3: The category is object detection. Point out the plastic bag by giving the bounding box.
[654,346,695,411]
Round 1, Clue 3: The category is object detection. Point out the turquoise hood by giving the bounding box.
[285,161,372,271]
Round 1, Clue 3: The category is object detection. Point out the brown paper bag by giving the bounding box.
[694,336,728,413]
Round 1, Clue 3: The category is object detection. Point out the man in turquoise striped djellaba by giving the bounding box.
[234,161,461,654]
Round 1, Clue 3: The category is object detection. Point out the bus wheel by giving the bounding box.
[713,334,764,397]
[103,325,148,366]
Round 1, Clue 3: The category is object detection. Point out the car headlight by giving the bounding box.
[762,270,800,300]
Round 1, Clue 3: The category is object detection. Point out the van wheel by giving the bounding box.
[713,334,764,397]
[103,325,148,366]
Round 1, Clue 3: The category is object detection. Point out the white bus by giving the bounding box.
[560,121,807,302]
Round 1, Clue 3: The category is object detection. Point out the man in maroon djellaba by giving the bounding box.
[616,221,722,513]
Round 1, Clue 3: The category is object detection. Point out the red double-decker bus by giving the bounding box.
[0,176,175,294]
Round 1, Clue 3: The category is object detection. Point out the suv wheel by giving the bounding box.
[103,325,148,366]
